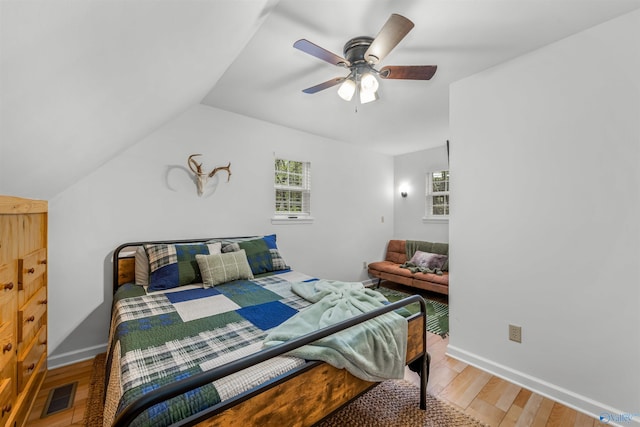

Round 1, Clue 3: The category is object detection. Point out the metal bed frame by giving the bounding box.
[110,239,429,427]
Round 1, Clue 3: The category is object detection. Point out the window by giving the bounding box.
[425,170,449,220]
[274,158,311,222]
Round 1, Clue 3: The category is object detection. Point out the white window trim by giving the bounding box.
[422,216,449,223]
[424,170,450,222]
[271,215,315,225]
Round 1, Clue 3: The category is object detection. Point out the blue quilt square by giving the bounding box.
[165,287,221,304]
[236,301,298,331]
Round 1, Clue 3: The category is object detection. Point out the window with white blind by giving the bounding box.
[273,158,312,223]
[425,170,450,221]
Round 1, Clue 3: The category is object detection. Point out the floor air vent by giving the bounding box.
[41,382,77,417]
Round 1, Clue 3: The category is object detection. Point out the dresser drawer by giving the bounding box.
[17,286,47,343]
[18,247,47,292]
[0,378,14,426]
[17,326,46,393]
[0,263,16,291]
[0,322,15,372]
[0,262,18,332]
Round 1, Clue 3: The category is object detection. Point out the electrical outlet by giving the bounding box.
[509,324,522,343]
[363,261,367,269]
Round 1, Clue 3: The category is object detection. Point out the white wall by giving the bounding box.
[393,145,449,243]
[449,9,639,421]
[47,104,394,365]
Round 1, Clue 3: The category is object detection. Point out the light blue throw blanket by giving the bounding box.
[263,280,408,382]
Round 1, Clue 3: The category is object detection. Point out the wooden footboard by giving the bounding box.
[194,314,425,427]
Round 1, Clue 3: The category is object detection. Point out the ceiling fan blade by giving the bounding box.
[294,39,350,67]
[302,77,346,94]
[365,14,414,65]
[379,65,437,80]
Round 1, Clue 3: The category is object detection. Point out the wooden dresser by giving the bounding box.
[0,196,48,427]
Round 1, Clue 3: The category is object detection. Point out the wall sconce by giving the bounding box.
[399,184,409,198]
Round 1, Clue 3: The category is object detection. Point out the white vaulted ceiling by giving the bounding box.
[2,0,640,199]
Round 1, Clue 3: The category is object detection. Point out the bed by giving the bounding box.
[107,236,429,427]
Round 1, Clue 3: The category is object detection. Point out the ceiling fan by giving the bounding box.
[294,13,437,104]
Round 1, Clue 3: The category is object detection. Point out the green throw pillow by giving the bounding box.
[195,250,254,288]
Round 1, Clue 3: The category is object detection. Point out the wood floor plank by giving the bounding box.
[439,364,493,409]
[426,362,461,396]
[500,403,524,427]
[547,402,577,427]
[531,397,556,427]
[467,395,508,426]
[512,388,533,409]
[477,376,522,412]
[514,392,544,427]
[574,411,595,427]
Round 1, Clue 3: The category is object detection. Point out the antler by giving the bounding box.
[188,154,204,175]
[208,162,231,182]
[187,154,232,196]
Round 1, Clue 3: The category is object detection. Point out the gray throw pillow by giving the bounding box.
[409,250,448,271]
[196,250,254,288]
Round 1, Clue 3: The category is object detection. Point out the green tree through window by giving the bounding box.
[426,170,449,219]
[275,158,310,216]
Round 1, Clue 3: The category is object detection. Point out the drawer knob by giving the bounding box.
[1,403,11,417]
[26,363,35,371]
[27,267,35,274]
[2,282,13,291]
[26,315,35,323]
[2,343,11,353]
[39,340,47,346]
[39,259,47,265]
[39,299,48,305]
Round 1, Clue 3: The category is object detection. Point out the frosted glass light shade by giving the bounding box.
[360,89,378,104]
[360,72,379,93]
[337,79,356,101]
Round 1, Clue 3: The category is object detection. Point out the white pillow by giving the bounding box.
[135,246,149,285]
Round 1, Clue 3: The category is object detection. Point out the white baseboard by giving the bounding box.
[48,343,107,369]
[446,345,640,427]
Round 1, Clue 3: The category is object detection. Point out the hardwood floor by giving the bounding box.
[28,283,605,426]
[27,357,93,426]
[403,333,605,426]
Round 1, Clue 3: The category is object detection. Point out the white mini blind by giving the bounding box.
[274,158,311,216]
[426,170,450,219]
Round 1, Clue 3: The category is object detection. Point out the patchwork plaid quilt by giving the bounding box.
[105,271,318,427]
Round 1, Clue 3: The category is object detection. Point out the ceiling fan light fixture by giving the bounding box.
[337,78,356,101]
[295,14,437,103]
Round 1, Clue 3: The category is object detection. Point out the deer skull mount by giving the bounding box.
[187,154,232,196]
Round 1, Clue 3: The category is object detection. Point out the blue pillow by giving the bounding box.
[145,242,221,291]
[217,235,288,275]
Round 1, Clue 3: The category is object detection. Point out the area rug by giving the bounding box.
[84,354,485,427]
[318,380,487,427]
[376,286,449,338]
[84,353,106,427]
